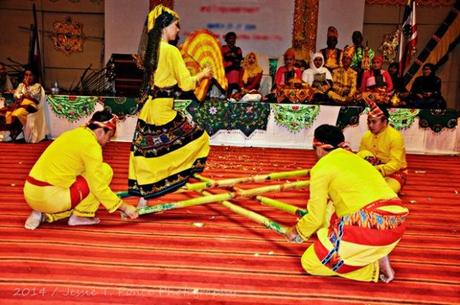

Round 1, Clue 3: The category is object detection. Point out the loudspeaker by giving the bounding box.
[107,54,143,97]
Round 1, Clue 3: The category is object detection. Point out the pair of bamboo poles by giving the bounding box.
[117,168,309,236]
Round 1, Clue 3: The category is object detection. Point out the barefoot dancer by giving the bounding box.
[23,110,138,230]
[128,5,211,200]
[287,125,408,282]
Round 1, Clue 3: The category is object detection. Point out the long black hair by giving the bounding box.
[141,11,177,96]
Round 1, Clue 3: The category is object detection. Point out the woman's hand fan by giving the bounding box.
[181,29,228,101]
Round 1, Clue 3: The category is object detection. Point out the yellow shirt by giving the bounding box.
[145,39,199,125]
[28,127,122,212]
[296,148,397,240]
[154,39,198,90]
[359,125,407,176]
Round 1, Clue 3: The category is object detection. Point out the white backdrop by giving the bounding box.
[175,0,295,58]
[104,0,366,63]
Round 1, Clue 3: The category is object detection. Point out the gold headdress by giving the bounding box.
[147,5,179,31]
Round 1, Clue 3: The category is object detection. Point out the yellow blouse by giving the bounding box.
[145,39,199,125]
[154,39,198,90]
[296,148,397,240]
[28,127,122,213]
[359,125,407,176]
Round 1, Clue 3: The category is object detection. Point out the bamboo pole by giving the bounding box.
[117,169,309,199]
[201,190,288,235]
[187,169,309,191]
[137,180,309,216]
[256,196,307,217]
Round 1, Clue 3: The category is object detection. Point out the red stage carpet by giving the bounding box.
[0,141,459,304]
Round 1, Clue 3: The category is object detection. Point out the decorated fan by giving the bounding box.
[181,29,228,101]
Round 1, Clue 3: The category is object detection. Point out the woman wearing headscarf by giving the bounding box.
[302,52,333,103]
[241,52,263,93]
[128,5,212,200]
[302,52,333,91]
[409,63,446,108]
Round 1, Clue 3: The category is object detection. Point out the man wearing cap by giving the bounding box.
[23,109,139,230]
[287,124,408,283]
[327,54,358,104]
[361,55,393,105]
[320,26,342,72]
[358,99,407,193]
[344,31,375,87]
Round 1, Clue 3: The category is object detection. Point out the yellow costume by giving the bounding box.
[296,148,408,282]
[24,127,122,222]
[358,125,407,192]
[3,82,42,129]
[128,7,209,199]
[327,67,357,103]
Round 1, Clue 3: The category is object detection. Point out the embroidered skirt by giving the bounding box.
[128,97,209,199]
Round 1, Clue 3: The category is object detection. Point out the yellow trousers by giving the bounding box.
[23,163,114,222]
[5,98,37,125]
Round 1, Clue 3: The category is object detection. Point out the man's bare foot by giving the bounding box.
[24,210,44,230]
[68,214,100,226]
[379,256,395,283]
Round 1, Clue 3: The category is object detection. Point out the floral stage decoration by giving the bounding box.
[418,108,460,132]
[47,95,97,122]
[272,104,320,133]
[182,99,270,137]
[99,96,138,117]
[388,108,420,130]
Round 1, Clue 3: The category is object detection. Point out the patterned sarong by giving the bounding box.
[313,198,408,274]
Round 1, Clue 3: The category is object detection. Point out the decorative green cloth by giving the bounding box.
[47,95,97,122]
[272,104,320,133]
[182,99,270,137]
[336,106,365,130]
[388,108,420,130]
[173,99,193,115]
[418,108,460,133]
[100,96,138,117]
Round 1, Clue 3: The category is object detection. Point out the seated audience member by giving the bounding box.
[327,54,357,104]
[408,63,446,108]
[0,63,13,93]
[388,62,406,95]
[320,26,342,72]
[388,62,409,106]
[344,31,375,86]
[302,52,333,102]
[361,55,393,105]
[241,52,263,93]
[358,101,407,194]
[222,32,243,96]
[0,68,43,141]
[274,48,302,89]
[287,124,408,283]
[23,110,139,230]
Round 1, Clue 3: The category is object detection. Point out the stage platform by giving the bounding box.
[0,142,459,304]
[43,95,460,155]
